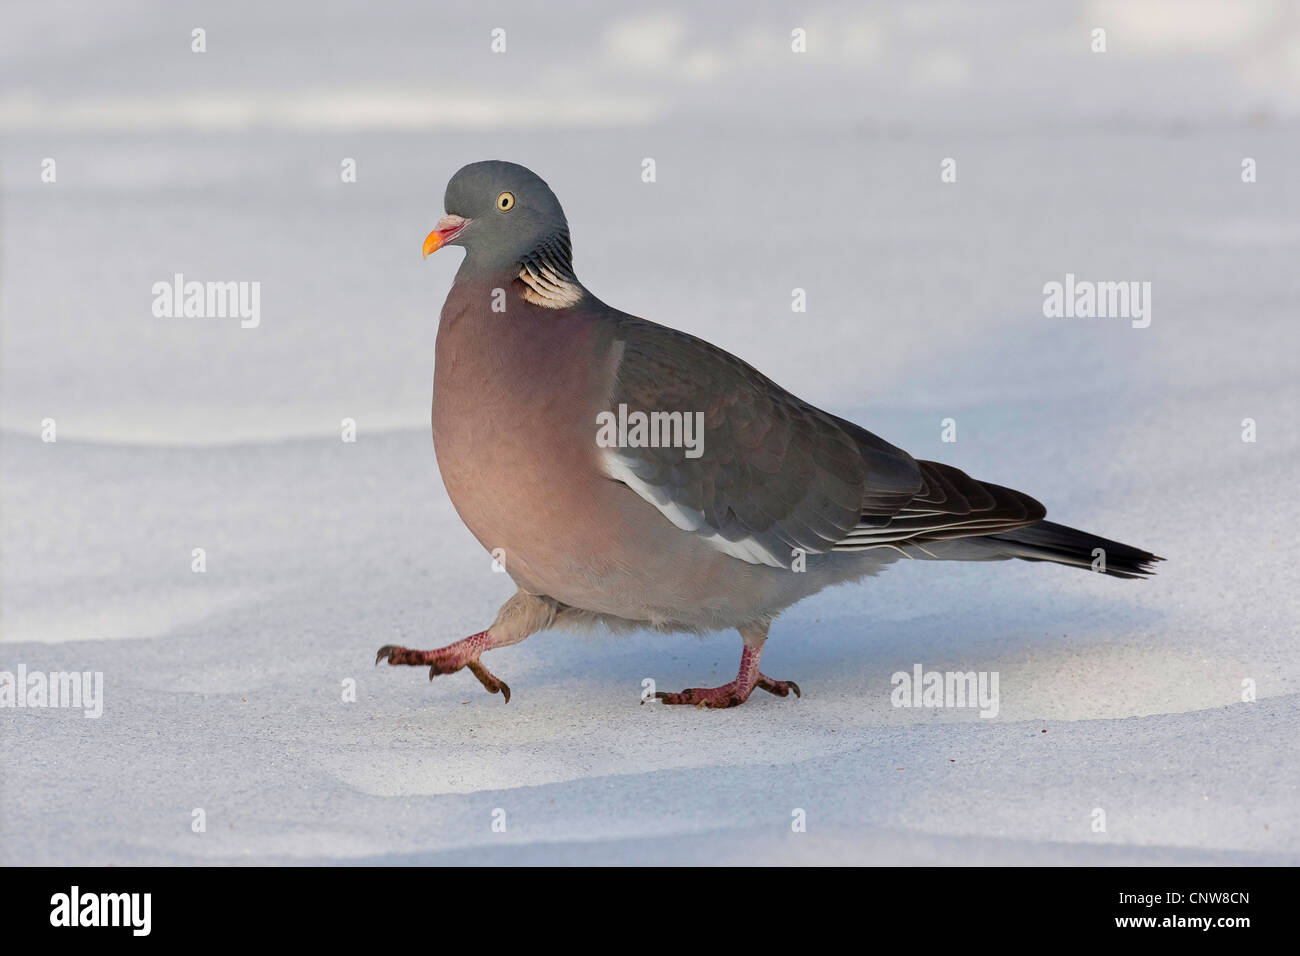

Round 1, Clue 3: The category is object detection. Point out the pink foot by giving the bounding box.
[376,630,511,702]
[654,643,801,708]
[654,679,752,708]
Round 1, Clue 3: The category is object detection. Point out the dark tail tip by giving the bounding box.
[988,520,1163,579]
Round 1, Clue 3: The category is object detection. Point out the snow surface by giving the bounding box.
[2,1,1298,865]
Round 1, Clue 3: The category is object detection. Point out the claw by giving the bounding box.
[756,674,800,699]
[466,660,510,703]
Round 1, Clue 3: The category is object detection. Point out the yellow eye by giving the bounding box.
[496,191,515,211]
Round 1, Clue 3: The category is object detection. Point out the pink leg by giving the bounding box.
[654,626,801,709]
[376,630,512,702]
[377,591,559,704]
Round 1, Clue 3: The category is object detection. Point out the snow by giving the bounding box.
[2,1,1298,865]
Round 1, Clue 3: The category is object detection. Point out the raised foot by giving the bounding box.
[375,631,510,703]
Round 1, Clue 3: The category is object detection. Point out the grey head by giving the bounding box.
[423,160,582,305]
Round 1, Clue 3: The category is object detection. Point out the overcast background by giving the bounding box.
[2,0,1298,865]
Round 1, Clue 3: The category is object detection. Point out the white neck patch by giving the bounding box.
[519,262,584,309]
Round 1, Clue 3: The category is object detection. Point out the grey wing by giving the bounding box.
[602,316,1046,568]
[602,317,917,567]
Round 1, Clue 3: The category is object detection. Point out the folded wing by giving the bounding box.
[603,315,1044,568]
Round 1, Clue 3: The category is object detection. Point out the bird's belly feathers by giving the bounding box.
[429,288,828,627]
[431,290,627,598]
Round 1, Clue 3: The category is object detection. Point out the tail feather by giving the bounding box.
[984,520,1163,579]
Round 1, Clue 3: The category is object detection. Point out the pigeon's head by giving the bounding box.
[424,161,573,275]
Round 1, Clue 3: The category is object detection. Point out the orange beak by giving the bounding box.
[423,214,471,257]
